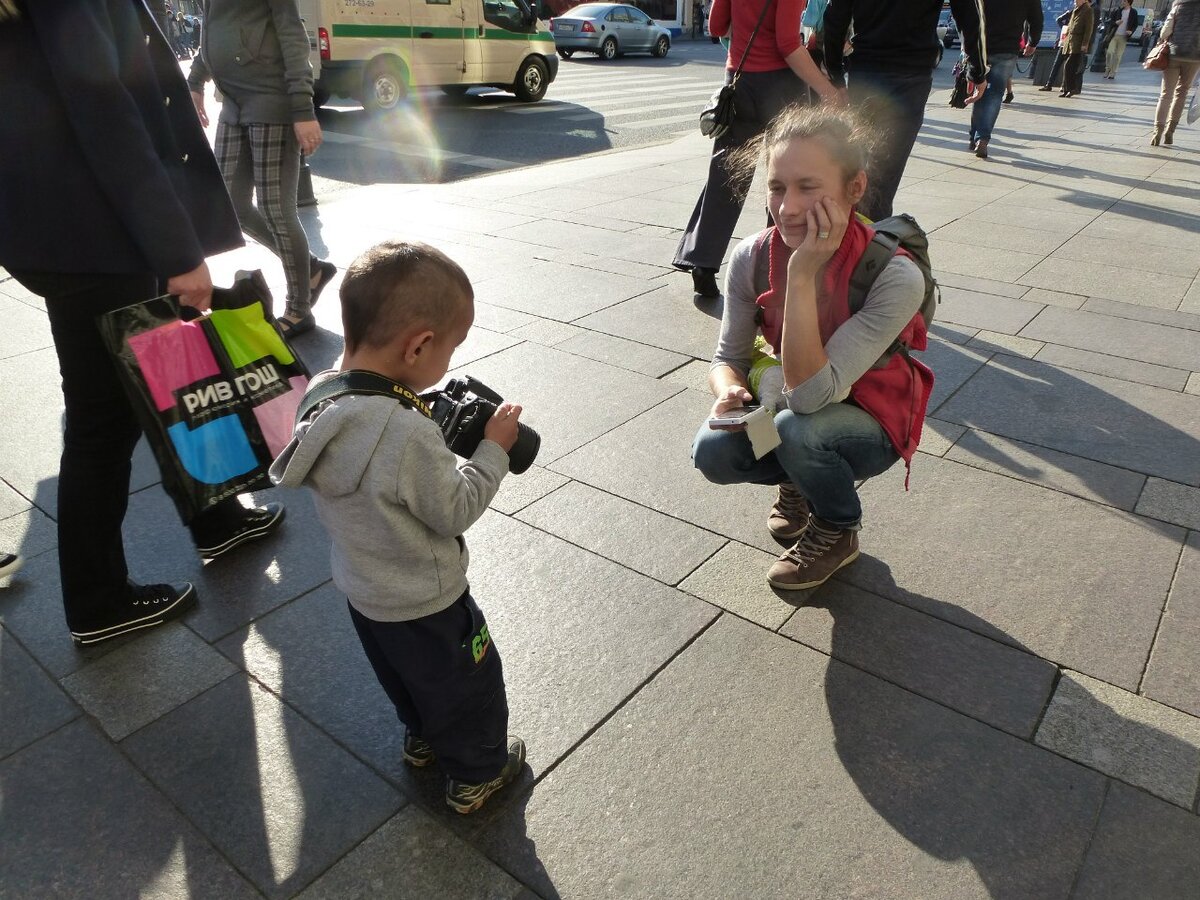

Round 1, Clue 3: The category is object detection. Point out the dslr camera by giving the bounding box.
[422,376,540,474]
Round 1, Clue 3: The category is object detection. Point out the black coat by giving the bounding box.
[0,0,242,277]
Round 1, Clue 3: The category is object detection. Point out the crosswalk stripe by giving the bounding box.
[551,80,715,104]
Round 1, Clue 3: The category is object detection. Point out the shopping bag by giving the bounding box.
[99,271,310,523]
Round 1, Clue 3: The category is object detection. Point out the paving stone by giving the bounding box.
[1035,670,1200,809]
[849,456,1182,690]
[490,465,569,515]
[965,202,1098,236]
[1034,343,1189,391]
[551,389,782,553]
[120,486,334,643]
[932,271,1032,300]
[471,301,538,334]
[447,342,681,464]
[937,286,1044,335]
[59,625,237,741]
[1081,296,1200,332]
[517,482,725,585]
[928,322,979,344]
[0,625,78,759]
[573,280,723,361]
[0,505,56,563]
[916,417,967,457]
[451,326,522,368]
[927,238,1044,283]
[931,219,1067,256]
[889,192,990,231]
[1019,286,1087,309]
[1019,256,1192,309]
[917,338,992,414]
[476,615,1107,899]
[0,299,52,361]
[220,513,717,790]
[295,805,525,900]
[677,541,796,629]
[1136,478,1200,530]
[1055,234,1200,280]
[936,355,1200,485]
[967,330,1045,359]
[1072,781,1200,900]
[476,257,654,322]
[946,430,1147,510]
[554,330,690,378]
[0,719,257,899]
[781,580,1057,738]
[494,219,681,269]
[660,358,711,393]
[1188,372,1200,396]
[536,247,671,281]
[122,674,404,898]
[1141,613,1200,720]
[507,318,584,346]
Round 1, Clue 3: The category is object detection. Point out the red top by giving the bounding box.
[709,0,804,72]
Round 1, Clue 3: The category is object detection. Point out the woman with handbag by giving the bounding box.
[674,0,842,299]
[692,104,932,590]
[1150,0,1200,145]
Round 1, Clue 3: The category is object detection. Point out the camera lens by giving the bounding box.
[507,422,540,475]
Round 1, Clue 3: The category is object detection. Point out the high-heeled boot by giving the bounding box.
[1164,122,1177,145]
[1151,126,1163,147]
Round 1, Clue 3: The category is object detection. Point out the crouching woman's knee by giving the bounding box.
[691,423,758,485]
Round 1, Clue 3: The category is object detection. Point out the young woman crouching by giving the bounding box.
[692,105,934,590]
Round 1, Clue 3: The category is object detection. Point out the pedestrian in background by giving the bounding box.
[188,0,337,337]
[1105,0,1139,78]
[0,0,286,646]
[673,0,842,299]
[1040,9,1076,92]
[969,0,1042,158]
[1151,0,1200,144]
[1060,0,1095,97]
[823,0,988,222]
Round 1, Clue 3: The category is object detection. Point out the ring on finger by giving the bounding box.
[818,231,831,240]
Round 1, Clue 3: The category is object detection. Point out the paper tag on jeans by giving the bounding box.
[744,405,781,459]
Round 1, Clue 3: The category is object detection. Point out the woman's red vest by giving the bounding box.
[754,220,935,476]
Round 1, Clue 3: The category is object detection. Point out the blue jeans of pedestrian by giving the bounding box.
[691,402,900,529]
[970,53,1018,144]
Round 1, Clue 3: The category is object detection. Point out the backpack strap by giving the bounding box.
[293,370,430,431]
[848,230,900,316]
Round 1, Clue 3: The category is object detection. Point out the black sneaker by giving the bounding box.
[70,582,197,646]
[194,502,285,560]
[0,552,22,579]
[309,259,337,307]
[403,732,436,768]
[691,268,720,298]
[445,736,526,815]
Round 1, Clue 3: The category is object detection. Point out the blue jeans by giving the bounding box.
[691,402,900,529]
[970,53,1018,144]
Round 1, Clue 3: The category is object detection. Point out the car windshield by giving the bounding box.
[565,4,611,17]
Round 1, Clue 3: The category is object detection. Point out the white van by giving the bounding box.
[298,0,559,112]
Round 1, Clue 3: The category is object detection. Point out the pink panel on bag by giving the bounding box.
[127,321,220,412]
[253,375,309,458]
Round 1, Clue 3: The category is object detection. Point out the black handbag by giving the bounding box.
[699,0,774,140]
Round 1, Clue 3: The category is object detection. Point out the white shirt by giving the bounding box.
[1118,7,1132,36]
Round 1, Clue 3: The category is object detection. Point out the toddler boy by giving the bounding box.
[270,240,525,814]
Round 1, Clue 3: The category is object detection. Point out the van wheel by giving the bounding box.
[651,35,669,57]
[558,48,574,59]
[363,58,406,114]
[313,84,331,108]
[599,36,617,60]
[513,57,549,102]
[441,84,470,98]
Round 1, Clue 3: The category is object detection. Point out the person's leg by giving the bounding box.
[10,271,151,631]
[1154,64,1178,132]
[1041,49,1066,89]
[674,69,806,278]
[247,123,313,320]
[847,69,933,221]
[347,602,423,736]
[1166,60,1200,140]
[971,55,1017,154]
[215,121,274,249]
[691,419,788,487]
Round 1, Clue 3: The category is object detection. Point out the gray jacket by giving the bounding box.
[186,0,315,124]
[269,372,510,623]
[1164,0,1200,61]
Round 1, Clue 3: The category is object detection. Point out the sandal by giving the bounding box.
[277,312,316,337]
[309,260,337,307]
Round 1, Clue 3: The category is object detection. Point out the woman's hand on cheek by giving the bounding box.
[788,198,847,284]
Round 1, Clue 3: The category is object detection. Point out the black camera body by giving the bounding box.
[423,376,540,474]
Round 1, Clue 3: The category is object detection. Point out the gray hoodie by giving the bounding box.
[270,373,510,622]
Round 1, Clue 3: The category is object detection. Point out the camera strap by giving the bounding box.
[293,370,432,431]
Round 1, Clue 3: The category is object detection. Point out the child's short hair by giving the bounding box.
[340,240,474,351]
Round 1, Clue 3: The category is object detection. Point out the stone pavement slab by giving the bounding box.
[1136,478,1200,530]
[1019,256,1193,309]
[122,675,404,899]
[572,279,724,360]
[476,615,1107,899]
[0,625,78,759]
[1033,342,1190,391]
[1081,296,1200,332]
[1020,305,1200,372]
[936,286,1043,335]
[0,719,258,899]
[677,541,796,630]
[1141,532,1200,718]
[1036,670,1200,809]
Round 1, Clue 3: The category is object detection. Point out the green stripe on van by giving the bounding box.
[331,23,552,42]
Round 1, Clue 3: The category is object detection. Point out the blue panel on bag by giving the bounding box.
[166,416,259,484]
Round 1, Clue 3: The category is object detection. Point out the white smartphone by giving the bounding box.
[708,405,762,427]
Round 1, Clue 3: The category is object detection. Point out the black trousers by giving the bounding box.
[10,270,246,632]
[1046,49,1068,89]
[846,68,935,222]
[349,590,510,783]
[1063,52,1087,94]
[674,67,809,273]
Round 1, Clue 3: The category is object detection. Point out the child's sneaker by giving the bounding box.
[445,736,525,815]
[403,732,435,767]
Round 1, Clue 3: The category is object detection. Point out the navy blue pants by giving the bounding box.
[348,589,509,783]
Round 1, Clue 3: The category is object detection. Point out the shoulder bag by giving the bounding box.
[700,0,774,140]
[1143,41,1170,71]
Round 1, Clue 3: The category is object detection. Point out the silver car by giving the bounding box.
[550,4,671,60]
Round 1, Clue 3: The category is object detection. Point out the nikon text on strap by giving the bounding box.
[293,370,431,430]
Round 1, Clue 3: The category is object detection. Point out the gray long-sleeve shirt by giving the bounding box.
[712,233,925,415]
